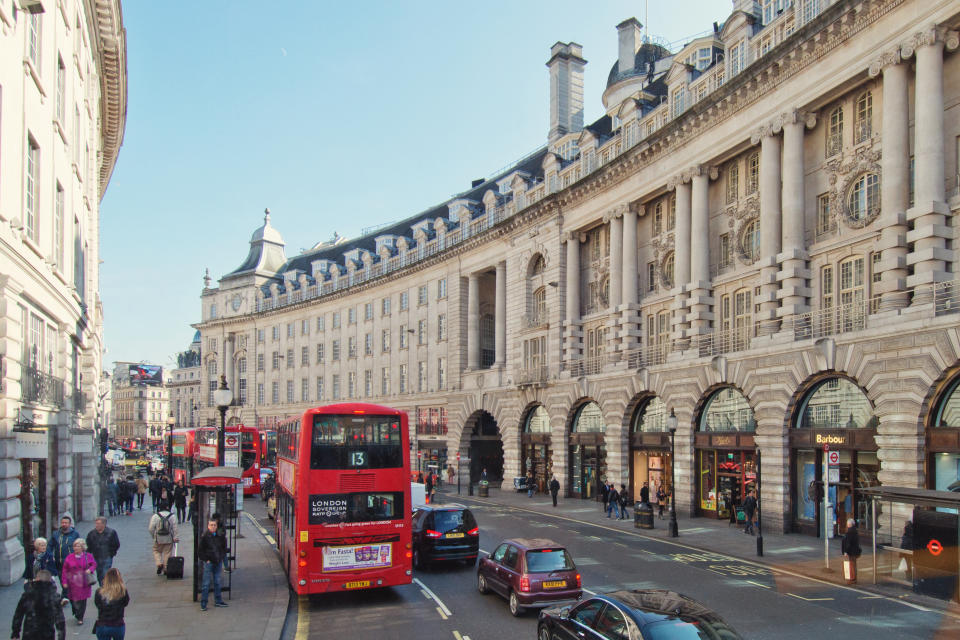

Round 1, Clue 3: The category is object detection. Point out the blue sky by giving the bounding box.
[99,0,728,369]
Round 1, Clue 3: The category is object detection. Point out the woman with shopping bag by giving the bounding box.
[841,518,862,584]
[61,538,97,625]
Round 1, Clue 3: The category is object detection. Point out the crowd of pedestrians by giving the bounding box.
[12,467,190,640]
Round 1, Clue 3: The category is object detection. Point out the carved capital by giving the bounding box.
[905,25,959,57]
[667,173,689,190]
[630,203,645,217]
[562,230,585,244]
[606,203,628,221]
[783,109,817,130]
[867,45,902,77]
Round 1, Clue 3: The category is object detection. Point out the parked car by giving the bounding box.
[412,504,479,569]
[477,538,581,616]
[537,590,743,640]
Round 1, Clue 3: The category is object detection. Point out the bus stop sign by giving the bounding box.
[928,539,944,556]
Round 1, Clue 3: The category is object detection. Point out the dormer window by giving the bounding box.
[729,41,745,77]
[671,87,685,118]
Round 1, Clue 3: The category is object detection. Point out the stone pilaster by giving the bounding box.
[619,205,642,353]
[563,232,583,363]
[494,261,506,367]
[0,275,25,585]
[752,123,783,335]
[606,208,624,357]
[777,110,815,332]
[466,273,480,370]
[688,166,716,337]
[670,176,692,344]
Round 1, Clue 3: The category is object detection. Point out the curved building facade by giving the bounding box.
[198,0,960,537]
[0,0,126,582]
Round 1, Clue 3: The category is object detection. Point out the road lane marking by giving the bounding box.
[787,593,834,602]
[295,594,309,640]
[583,588,597,595]
[746,580,770,589]
[265,535,276,545]
[437,606,448,620]
[459,496,955,618]
[453,632,463,640]
[421,589,430,599]
[859,595,884,599]
[414,577,453,616]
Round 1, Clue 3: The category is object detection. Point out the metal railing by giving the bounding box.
[20,365,65,407]
[694,326,755,358]
[522,312,548,329]
[932,281,960,316]
[624,343,670,369]
[794,301,867,341]
[516,365,550,385]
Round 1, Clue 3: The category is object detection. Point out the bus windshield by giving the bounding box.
[308,492,404,524]
[310,414,403,469]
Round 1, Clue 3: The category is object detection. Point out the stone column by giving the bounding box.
[688,167,714,337]
[778,110,815,332]
[608,213,623,310]
[563,232,582,363]
[467,273,480,370]
[224,334,235,398]
[869,51,910,311]
[495,261,507,367]
[0,275,26,584]
[671,177,692,345]
[753,124,783,335]
[620,205,641,353]
[905,27,958,304]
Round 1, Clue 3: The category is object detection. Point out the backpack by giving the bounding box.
[155,513,173,544]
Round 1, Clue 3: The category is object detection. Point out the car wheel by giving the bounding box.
[537,624,551,640]
[477,572,489,594]
[509,590,523,617]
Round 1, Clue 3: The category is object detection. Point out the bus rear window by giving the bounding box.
[310,415,403,469]
[309,492,405,524]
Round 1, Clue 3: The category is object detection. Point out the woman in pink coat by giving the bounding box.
[61,538,97,625]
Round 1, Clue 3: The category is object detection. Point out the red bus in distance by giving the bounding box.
[194,424,263,496]
[169,428,196,484]
[275,403,413,595]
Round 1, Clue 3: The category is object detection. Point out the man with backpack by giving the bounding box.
[148,501,179,575]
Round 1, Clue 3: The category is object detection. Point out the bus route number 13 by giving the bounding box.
[350,451,366,467]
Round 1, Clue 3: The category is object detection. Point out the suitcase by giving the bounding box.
[166,544,184,580]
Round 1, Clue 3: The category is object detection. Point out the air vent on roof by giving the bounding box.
[471,179,484,188]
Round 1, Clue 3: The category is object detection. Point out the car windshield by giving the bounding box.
[525,549,574,572]
[645,619,742,640]
[433,510,476,533]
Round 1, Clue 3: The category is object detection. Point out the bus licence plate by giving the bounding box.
[344,580,370,589]
[445,533,465,538]
[543,580,566,589]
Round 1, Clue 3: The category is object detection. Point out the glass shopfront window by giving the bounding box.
[570,402,606,499]
[696,388,756,518]
[573,402,604,433]
[522,405,552,494]
[700,388,756,432]
[630,397,671,500]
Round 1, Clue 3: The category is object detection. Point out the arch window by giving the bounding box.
[854,91,872,144]
[740,220,760,263]
[668,195,676,230]
[524,405,551,434]
[573,402,604,433]
[725,161,739,204]
[795,377,874,429]
[826,106,843,157]
[700,388,755,432]
[662,252,675,289]
[531,254,545,276]
[847,173,879,225]
[631,397,667,432]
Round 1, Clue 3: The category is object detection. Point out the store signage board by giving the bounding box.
[827,451,840,466]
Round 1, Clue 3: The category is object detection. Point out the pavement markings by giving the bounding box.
[583,587,598,595]
[859,595,884,599]
[453,632,472,640]
[414,577,453,617]
[295,594,310,640]
[746,580,770,589]
[787,593,834,602]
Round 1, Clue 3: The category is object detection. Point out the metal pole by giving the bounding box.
[669,427,679,537]
[457,463,461,495]
[871,497,877,585]
[218,407,226,467]
[823,448,831,571]
[167,424,174,478]
[756,447,763,557]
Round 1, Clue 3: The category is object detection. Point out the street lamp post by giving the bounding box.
[213,375,232,467]
[756,446,764,556]
[166,413,175,478]
[667,408,679,538]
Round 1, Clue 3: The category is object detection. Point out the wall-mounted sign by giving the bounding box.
[815,433,847,445]
[15,430,48,459]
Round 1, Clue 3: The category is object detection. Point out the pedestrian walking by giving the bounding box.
[600,481,610,512]
[424,473,433,504]
[93,568,130,640]
[619,484,630,520]
[123,477,135,515]
[198,518,229,612]
[106,478,119,517]
[61,539,96,625]
[148,502,179,575]
[85,517,120,586]
[148,475,161,512]
[446,465,455,486]
[135,475,148,511]
[173,480,188,524]
[50,514,79,602]
[606,484,620,518]
[526,471,535,498]
[11,569,65,640]
[741,489,758,535]
[656,485,666,520]
[549,475,560,507]
[188,489,198,523]
[841,518,862,584]
[639,482,650,505]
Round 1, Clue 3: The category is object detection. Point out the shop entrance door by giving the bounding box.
[717,474,741,521]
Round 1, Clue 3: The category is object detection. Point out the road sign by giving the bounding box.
[828,467,839,483]
[225,435,239,448]
[823,443,829,452]
[927,539,943,556]
[827,451,840,466]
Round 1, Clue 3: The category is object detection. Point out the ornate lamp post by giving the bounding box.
[667,408,679,538]
[166,413,175,477]
[213,375,232,467]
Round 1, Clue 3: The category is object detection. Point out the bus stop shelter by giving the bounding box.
[860,486,960,601]
[191,466,242,602]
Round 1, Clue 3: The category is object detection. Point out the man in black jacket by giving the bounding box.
[549,476,560,507]
[198,518,229,611]
[86,517,120,585]
[12,570,65,640]
[149,475,162,512]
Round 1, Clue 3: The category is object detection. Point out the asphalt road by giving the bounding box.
[248,495,960,640]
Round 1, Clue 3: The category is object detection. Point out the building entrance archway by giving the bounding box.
[466,410,503,484]
[521,405,551,494]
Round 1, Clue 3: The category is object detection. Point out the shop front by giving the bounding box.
[521,405,551,494]
[695,387,756,519]
[569,402,606,499]
[928,372,960,496]
[629,396,672,508]
[416,440,447,479]
[791,376,879,536]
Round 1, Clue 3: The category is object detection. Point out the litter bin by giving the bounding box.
[635,502,654,529]
[478,481,489,497]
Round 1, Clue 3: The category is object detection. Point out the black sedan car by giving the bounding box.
[411,503,479,569]
[537,590,743,640]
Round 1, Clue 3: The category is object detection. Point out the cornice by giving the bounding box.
[85,0,127,201]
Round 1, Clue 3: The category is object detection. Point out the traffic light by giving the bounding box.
[456,452,460,461]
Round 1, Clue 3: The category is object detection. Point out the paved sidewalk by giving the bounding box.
[3,504,287,640]
[441,485,960,616]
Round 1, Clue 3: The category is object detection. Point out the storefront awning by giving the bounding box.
[191,466,242,487]
[859,486,960,509]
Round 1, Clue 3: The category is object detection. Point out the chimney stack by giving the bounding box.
[616,18,643,75]
[546,42,586,143]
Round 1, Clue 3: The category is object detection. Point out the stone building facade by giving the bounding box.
[0,0,126,583]
[110,363,171,443]
[168,331,203,430]
[197,0,960,537]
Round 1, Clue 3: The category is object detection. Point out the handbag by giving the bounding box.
[84,555,97,586]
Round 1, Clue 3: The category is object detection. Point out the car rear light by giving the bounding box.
[467,527,479,536]
[576,573,582,588]
[405,551,412,558]
[298,560,307,567]
[520,576,530,592]
[426,530,442,538]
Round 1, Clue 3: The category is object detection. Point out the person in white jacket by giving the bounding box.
[147,501,179,575]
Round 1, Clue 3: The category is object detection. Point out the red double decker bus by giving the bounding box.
[194,425,263,495]
[275,403,413,594]
[169,429,196,484]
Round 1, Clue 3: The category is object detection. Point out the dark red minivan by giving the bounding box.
[476,538,582,616]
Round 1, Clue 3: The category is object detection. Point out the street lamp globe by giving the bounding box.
[213,375,232,467]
